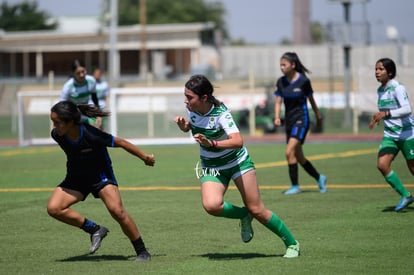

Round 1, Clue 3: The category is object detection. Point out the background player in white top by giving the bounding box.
[90,67,109,129]
[61,59,101,126]
[369,57,414,211]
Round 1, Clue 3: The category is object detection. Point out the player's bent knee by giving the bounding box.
[202,204,221,216]
[108,207,128,221]
[46,204,62,218]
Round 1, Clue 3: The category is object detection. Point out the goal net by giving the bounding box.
[17,91,60,146]
[108,87,192,145]
[17,87,193,146]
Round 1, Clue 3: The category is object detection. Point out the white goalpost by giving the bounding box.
[108,86,193,145]
[17,87,193,146]
[17,90,60,146]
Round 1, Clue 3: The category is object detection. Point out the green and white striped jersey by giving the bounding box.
[188,103,249,169]
[61,75,96,105]
[377,79,414,140]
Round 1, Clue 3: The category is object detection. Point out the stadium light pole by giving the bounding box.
[329,0,371,129]
[108,0,119,135]
[108,0,119,89]
[139,0,148,80]
[386,25,403,65]
[328,0,362,128]
[342,1,352,128]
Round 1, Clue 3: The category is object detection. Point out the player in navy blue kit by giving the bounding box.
[273,52,327,195]
[47,100,155,262]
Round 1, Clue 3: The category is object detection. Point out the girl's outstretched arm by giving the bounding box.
[114,136,155,166]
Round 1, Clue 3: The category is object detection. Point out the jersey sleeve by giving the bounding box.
[89,77,97,94]
[218,110,240,135]
[102,81,109,98]
[391,84,412,117]
[303,78,314,97]
[60,79,72,101]
[84,124,114,147]
[274,78,283,97]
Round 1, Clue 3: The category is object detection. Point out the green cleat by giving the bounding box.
[240,212,254,243]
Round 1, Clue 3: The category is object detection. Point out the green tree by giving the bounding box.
[311,21,324,44]
[114,0,228,42]
[0,2,58,31]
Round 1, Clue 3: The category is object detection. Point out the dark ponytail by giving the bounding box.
[281,52,311,75]
[71,59,85,73]
[185,74,221,107]
[51,101,109,125]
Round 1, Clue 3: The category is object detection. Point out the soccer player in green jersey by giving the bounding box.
[61,59,101,126]
[369,57,414,211]
[175,74,300,258]
[90,67,110,130]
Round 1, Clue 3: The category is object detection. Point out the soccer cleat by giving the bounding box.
[395,195,413,212]
[89,226,109,254]
[135,250,151,262]
[318,174,327,193]
[283,241,300,258]
[284,186,301,195]
[240,212,254,243]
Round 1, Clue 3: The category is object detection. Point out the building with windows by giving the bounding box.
[0,17,216,82]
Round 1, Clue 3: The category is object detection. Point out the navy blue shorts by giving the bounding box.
[59,177,118,200]
[286,123,309,144]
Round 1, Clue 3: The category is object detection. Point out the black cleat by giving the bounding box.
[135,250,151,262]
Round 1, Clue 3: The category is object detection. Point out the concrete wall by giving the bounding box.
[219,44,414,80]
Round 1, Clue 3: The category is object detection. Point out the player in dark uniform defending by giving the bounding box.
[274,52,327,195]
[47,100,155,262]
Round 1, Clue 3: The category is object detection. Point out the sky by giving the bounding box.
[4,0,413,44]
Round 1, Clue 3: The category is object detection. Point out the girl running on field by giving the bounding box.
[273,52,327,195]
[369,57,414,211]
[47,100,155,262]
[175,74,300,258]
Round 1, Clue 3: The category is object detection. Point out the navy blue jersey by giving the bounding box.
[51,123,116,184]
[274,73,313,128]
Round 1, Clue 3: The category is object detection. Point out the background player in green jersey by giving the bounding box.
[61,59,101,125]
[175,74,300,258]
[90,67,110,130]
[369,57,414,211]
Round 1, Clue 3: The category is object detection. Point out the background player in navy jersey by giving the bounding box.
[273,52,327,195]
[47,100,155,262]
[175,74,300,258]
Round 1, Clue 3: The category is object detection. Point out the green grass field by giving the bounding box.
[1,142,414,274]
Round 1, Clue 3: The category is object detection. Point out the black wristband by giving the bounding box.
[385,110,391,118]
